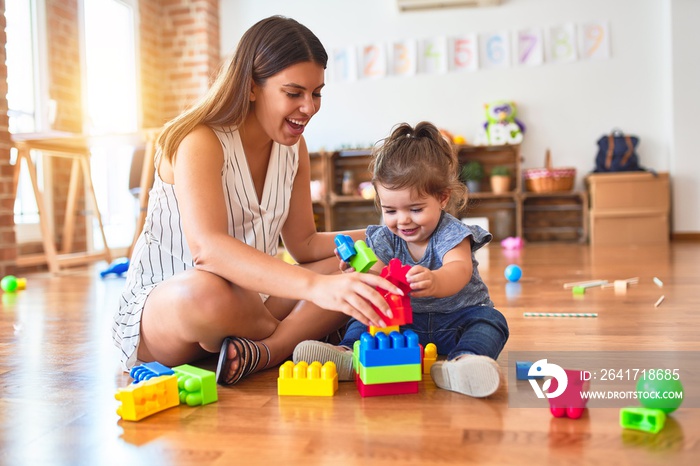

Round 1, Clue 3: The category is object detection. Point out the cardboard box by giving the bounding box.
[587,172,670,246]
[586,172,669,213]
[590,212,669,246]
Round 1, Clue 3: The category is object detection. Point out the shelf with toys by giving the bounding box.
[309,143,587,243]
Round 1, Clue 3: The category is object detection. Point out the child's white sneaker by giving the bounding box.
[292,340,354,381]
[430,355,501,398]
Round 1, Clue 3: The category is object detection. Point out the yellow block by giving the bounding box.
[278,361,338,396]
[369,325,400,336]
[423,343,437,375]
[115,374,180,421]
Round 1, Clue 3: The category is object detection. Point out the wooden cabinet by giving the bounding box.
[455,144,522,240]
[309,149,380,232]
[310,146,588,242]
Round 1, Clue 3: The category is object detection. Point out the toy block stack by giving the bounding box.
[115,361,218,421]
[277,361,338,396]
[335,234,378,273]
[353,329,422,397]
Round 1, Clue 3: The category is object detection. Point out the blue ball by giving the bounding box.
[504,264,522,282]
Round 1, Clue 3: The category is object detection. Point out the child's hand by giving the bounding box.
[333,248,355,273]
[406,265,437,297]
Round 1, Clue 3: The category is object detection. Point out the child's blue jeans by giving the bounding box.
[339,305,509,361]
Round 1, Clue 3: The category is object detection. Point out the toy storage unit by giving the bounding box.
[586,172,670,246]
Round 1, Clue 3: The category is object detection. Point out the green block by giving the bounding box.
[357,361,422,385]
[173,364,218,406]
[572,286,586,295]
[350,240,377,273]
[620,407,666,434]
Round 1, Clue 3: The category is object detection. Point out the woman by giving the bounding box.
[112,16,402,385]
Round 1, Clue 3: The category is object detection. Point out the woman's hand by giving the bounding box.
[406,265,437,297]
[308,273,402,327]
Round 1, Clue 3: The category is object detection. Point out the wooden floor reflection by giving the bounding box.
[1,242,698,465]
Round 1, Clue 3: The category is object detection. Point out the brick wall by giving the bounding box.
[142,0,220,125]
[0,0,17,276]
[44,0,86,254]
[1,0,222,272]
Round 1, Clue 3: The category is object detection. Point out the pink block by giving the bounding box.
[355,373,419,397]
[547,369,590,419]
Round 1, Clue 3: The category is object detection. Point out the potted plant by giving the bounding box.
[460,161,484,193]
[490,165,512,194]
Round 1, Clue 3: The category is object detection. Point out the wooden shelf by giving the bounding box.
[310,145,588,243]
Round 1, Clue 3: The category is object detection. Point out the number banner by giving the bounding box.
[332,46,358,82]
[390,40,417,77]
[579,20,610,60]
[546,23,578,63]
[451,34,479,72]
[479,31,511,69]
[515,28,544,66]
[359,43,387,80]
[419,37,449,74]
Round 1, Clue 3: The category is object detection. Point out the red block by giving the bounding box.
[354,372,419,398]
[375,259,413,326]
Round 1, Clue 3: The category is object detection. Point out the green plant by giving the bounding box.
[461,161,484,181]
[491,165,511,177]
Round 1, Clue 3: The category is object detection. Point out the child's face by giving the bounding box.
[376,184,448,248]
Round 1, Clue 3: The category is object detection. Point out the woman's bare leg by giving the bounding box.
[137,268,279,367]
[238,256,353,371]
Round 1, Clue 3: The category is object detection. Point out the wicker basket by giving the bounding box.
[524,149,576,192]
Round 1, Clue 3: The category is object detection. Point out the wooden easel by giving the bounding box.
[11,133,113,274]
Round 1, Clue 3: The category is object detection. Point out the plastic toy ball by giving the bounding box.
[1,275,18,292]
[636,371,684,414]
[504,264,522,282]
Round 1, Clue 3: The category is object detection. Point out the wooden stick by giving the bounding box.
[524,312,598,318]
[654,295,665,308]
[563,279,608,289]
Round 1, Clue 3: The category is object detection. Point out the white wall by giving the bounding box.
[220,0,700,233]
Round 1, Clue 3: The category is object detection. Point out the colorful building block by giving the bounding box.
[354,372,419,397]
[172,364,218,406]
[516,361,544,380]
[546,368,590,419]
[368,325,400,336]
[115,374,180,421]
[423,343,437,375]
[357,362,422,385]
[278,361,338,396]
[620,407,666,434]
[333,235,377,273]
[130,361,175,383]
[334,234,356,262]
[374,259,413,326]
[350,240,378,273]
[358,330,421,367]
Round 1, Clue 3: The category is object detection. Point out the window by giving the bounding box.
[81,0,140,250]
[5,0,47,237]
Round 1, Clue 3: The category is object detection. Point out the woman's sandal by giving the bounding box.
[215,336,271,386]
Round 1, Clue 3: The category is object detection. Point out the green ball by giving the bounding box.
[1,275,18,293]
[636,370,684,413]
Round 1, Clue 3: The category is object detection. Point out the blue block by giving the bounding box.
[516,361,543,380]
[100,257,130,278]
[334,234,356,262]
[130,361,175,383]
[359,330,421,367]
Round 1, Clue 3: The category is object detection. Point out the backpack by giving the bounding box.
[594,130,645,173]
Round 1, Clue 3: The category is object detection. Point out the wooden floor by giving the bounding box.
[1,241,698,465]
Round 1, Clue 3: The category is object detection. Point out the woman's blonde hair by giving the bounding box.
[157,16,328,162]
[369,121,468,215]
